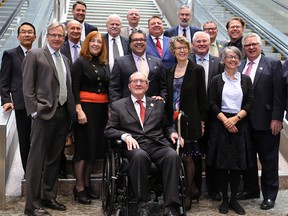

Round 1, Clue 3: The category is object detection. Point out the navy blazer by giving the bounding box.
[164,25,201,42]
[146,34,175,69]
[109,54,167,103]
[84,22,98,36]
[238,55,284,130]
[0,46,26,109]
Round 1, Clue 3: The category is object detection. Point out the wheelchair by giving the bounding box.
[102,112,187,216]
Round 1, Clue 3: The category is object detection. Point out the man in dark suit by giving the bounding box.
[0,22,36,174]
[225,17,245,51]
[189,31,224,201]
[22,22,76,216]
[203,21,225,57]
[71,0,98,41]
[146,15,175,69]
[103,14,130,70]
[104,72,181,216]
[164,5,201,43]
[109,29,166,103]
[237,32,284,210]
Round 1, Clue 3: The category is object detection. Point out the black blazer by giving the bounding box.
[166,59,208,140]
[109,54,167,103]
[84,22,98,36]
[164,25,201,42]
[238,55,284,130]
[0,46,26,109]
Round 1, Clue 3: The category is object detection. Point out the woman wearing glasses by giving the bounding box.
[166,36,208,210]
[207,46,253,215]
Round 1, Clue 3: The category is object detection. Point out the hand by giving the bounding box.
[270,120,282,135]
[2,103,14,112]
[77,110,87,124]
[223,116,238,129]
[227,125,238,133]
[170,132,184,147]
[151,95,165,102]
[125,135,140,150]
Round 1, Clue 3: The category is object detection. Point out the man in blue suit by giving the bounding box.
[237,32,284,210]
[164,5,201,43]
[146,15,175,69]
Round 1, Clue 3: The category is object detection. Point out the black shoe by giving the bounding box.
[138,208,150,216]
[73,187,91,204]
[209,192,222,201]
[40,199,66,211]
[85,186,100,199]
[58,170,67,179]
[24,208,51,216]
[229,200,245,215]
[219,200,229,214]
[260,199,275,210]
[237,192,260,200]
[163,206,180,216]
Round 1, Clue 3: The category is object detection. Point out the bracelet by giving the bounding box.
[237,115,242,120]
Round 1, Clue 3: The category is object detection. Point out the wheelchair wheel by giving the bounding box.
[101,149,116,216]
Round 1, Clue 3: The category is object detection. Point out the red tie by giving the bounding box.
[156,38,163,57]
[245,61,254,76]
[183,28,186,37]
[136,99,145,123]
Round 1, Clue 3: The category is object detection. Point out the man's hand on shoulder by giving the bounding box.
[125,135,140,150]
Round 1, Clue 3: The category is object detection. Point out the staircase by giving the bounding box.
[66,0,170,34]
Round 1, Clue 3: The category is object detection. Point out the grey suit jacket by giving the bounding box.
[109,54,167,102]
[238,55,284,130]
[22,46,76,121]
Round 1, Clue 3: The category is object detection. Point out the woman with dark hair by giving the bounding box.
[71,31,109,204]
[207,46,253,215]
[166,35,208,210]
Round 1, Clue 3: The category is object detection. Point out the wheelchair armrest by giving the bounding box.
[115,139,123,146]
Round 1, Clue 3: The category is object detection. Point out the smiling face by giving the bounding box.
[72,3,86,23]
[243,36,261,61]
[192,33,210,56]
[66,20,82,43]
[46,25,65,51]
[107,16,122,37]
[128,72,149,99]
[130,32,146,56]
[148,17,163,37]
[227,20,244,42]
[224,50,240,72]
[173,41,189,61]
[89,34,102,56]
[127,9,140,27]
[17,24,36,49]
[178,7,192,28]
[203,22,218,42]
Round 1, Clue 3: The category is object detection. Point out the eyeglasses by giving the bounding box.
[131,38,146,42]
[48,34,65,39]
[175,46,188,51]
[130,79,147,84]
[226,55,240,60]
[20,30,34,35]
[244,43,259,48]
[203,27,217,31]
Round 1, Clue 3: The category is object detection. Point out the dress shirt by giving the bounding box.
[151,35,163,50]
[242,55,261,83]
[108,35,124,70]
[129,25,138,35]
[80,22,86,42]
[196,54,209,90]
[20,45,28,56]
[132,52,149,76]
[178,26,191,42]
[221,71,243,114]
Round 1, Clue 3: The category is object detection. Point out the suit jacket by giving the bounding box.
[22,46,76,121]
[164,25,201,42]
[60,40,82,63]
[189,53,224,88]
[146,34,175,69]
[120,26,148,38]
[84,22,98,36]
[109,54,167,102]
[215,40,226,56]
[103,33,130,60]
[238,55,284,130]
[104,96,175,147]
[0,46,26,109]
[166,59,208,140]
[282,59,288,119]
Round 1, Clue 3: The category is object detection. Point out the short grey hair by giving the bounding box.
[47,22,65,35]
[106,14,122,24]
[192,31,211,43]
[221,46,242,63]
[242,32,262,47]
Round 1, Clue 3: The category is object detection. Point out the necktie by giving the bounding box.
[72,44,79,63]
[139,57,148,77]
[156,38,163,57]
[136,99,145,124]
[245,61,254,76]
[24,50,28,56]
[112,38,120,60]
[54,52,67,105]
[183,28,186,37]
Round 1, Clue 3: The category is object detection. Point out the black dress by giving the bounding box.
[72,56,109,160]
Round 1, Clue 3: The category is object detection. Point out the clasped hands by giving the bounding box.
[223,116,238,133]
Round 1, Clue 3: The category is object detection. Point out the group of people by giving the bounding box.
[0,1,287,216]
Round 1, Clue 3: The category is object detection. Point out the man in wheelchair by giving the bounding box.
[104,72,183,216]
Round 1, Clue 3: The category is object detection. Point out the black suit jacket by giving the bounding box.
[164,25,201,41]
[109,54,167,103]
[166,59,208,140]
[60,41,73,63]
[104,96,175,147]
[0,46,26,109]
[103,33,130,60]
[238,55,284,130]
[84,22,98,36]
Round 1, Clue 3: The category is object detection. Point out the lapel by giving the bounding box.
[173,26,179,36]
[145,55,156,79]
[128,54,138,72]
[253,55,265,87]
[120,36,128,54]
[16,46,25,62]
[143,97,154,124]
[208,55,215,83]
[162,36,168,57]
[147,35,160,58]
[125,97,141,125]
[43,46,58,80]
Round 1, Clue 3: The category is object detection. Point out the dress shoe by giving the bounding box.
[40,199,67,211]
[73,186,91,204]
[260,199,275,210]
[219,200,229,214]
[209,192,222,201]
[85,186,100,199]
[229,200,246,215]
[24,208,51,216]
[237,191,260,200]
[138,208,150,216]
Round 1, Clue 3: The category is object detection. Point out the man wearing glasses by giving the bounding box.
[109,30,166,103]
[22,22,76,216]
[225,17,245,51]
[0,22,36,175]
